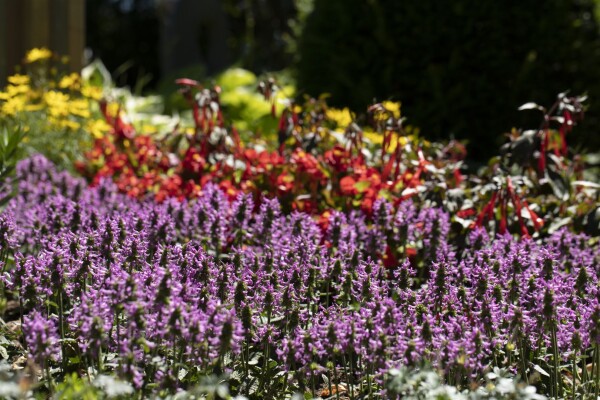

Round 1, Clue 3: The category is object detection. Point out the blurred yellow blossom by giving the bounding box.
[141,124,158,134]
[6,84,30,97]
[81,85,103,100]
[381,101,401,119]
[8,74,30,86]
[68,99,91,118]
[59,73,80,90]
[363,129,411,153]
[106,102,120,118]
[1,96,26,116]
[326,107,353,129]
[25,48,52,63]
[363,129,384,145]
[44,90,70,118]
[86,119,111,139]
[59,118,81,131]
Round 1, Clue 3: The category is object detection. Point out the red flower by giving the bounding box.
[339,176,356,195]
[182,147,206,175]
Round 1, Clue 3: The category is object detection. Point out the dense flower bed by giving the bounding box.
[0,155,597,398]
[0,48,599,399]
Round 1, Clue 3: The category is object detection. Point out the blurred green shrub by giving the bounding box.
[217,68,296,143]
[296,0,600,160]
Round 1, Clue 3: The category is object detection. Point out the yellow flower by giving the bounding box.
[363,129,411,153]
[6,84,29,97]
[59,73,81,90]
[68,99,90,118]
[141,124,158,134]
[326,107,353,129]
[44,90,70,118]
[1,96,26,116]
[382,101,401,119]
[25,48,52,63]
[81,85,103,100]
[86,119,111,139]
[7,74,30,86]
[60,119,81,131]
[106,102,120,118]
[363,130,383,145]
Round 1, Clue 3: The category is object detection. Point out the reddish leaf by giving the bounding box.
[175,78,200,87]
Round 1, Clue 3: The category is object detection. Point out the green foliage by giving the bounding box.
[216,68,295,141]
[0,124,25,183]
[54,374,101,400]
[297,0,600,160]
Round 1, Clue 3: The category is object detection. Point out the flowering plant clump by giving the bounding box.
[0,155,598,398]
[0,48,112,170]
[75,77,599,240]
[79,81,462,218]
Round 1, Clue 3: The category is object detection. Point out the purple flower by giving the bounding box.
[23,310,61,364]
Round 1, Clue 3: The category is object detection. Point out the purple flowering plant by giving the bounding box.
[0,153,597,399]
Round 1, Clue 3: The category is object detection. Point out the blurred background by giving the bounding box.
[1,0,600,159]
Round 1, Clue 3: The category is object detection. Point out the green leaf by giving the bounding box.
[354,180,370,193]
[68,356,81,364]
[216,68,257,90]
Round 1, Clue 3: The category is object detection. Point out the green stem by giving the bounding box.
[572,353,576,400]
[581,349,589,397]
[327,368,333,399]
[551,325,561,398]
[520,338,529,385]
[98,345,103,373]
[311,367,316,399]
[245,340,250,378]
[58,290,66,373]
[333,358,340,400]
[343,355,352,400]
[368,364,373,399]
[348,351,355,399]
[282,371,289,397]
[0,249,7,299]
[45,359,54,394]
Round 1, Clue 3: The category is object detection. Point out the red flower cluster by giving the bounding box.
[77,82,592,237]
